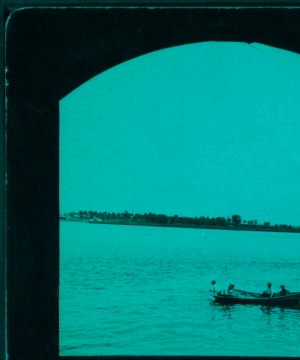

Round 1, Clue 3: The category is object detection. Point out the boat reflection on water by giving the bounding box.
[259,303,300,313]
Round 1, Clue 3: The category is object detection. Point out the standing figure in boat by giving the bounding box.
[262,282,273,297]
[210,280,221,295]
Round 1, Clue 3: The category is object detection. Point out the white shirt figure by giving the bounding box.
[265,287,273,297]
[210,281,220,295]
[263,282,273,297]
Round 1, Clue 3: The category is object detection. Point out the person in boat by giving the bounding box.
[220,284,235,295]
[262,282,273,297]
[210,280,221,295]
[278,285,290,296]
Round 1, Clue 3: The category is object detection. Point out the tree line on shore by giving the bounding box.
[62,210,297,230]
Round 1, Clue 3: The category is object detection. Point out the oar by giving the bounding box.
[234,289,260,297]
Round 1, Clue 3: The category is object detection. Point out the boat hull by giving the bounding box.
[212,292,300,307]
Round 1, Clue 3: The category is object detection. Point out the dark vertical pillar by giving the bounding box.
[1,4,7,360]
[6,99,59,359]
[6,10,59,359]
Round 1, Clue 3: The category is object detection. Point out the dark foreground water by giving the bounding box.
[60,221,300,356]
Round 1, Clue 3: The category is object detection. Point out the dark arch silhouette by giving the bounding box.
[6,7,300,360]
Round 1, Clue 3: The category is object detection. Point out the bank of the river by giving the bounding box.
[60,218,300,234]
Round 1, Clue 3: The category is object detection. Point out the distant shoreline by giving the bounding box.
[60,218,300,234]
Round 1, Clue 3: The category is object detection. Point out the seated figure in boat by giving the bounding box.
[262,282,273,297]
[278,285,290,296]
[220,284,235,295]
[210,280,221,295]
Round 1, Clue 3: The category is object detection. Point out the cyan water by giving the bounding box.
[59,221,300,356]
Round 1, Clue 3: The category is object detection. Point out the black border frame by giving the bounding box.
[4,3,300,360]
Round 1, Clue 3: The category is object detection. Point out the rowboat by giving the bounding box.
[212,289,300,307]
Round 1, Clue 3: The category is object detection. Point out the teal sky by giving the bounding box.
[60,41,300,225]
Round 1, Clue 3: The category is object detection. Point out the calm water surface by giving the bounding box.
[60,221,300,356]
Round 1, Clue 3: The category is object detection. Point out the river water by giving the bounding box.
[59,221,300,356]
